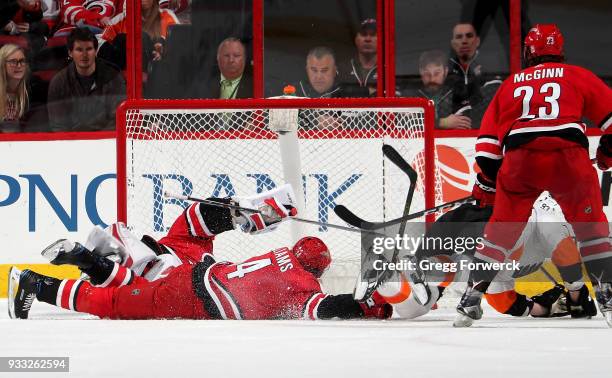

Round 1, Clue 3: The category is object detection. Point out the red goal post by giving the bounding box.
[116,97,438,292]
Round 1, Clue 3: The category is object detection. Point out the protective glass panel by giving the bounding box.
[263,0,377,98]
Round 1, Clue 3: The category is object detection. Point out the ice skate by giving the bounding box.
[353,247,394,301]
[403,254,432,305]
[454,283,484,327]
[42,239,95,269]
[594,282,612,327]
[7,268,45,319]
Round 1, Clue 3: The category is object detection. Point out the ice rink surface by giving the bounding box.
[0,299,608,378]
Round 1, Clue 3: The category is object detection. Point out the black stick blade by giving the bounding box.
[333,205,377,229]
[382,144,418,183]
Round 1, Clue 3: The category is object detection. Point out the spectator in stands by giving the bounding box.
[40,0,60,32]
[47,27,125,131]
[447,22,485,114]
[53,0,118,37]
[338,18,377,97]
[98,0,179,71]
[210,37,252,99]
[1,0,49,53]
[403,50,471,130]
[0,44,29,132]
[297,46,341,98]
[159,0,190,18]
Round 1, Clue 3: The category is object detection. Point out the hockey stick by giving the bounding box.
[382,144,417,254]
[539,265,559,285]
[382,144,418,235]
[164,191,377,235]
[335,195,476,231]
[380,144,431,304]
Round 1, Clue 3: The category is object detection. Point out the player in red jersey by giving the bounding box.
[8,187,391,321]
[454,24,612,327]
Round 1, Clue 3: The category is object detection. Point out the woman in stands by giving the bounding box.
[0,44,29,133]
[1,0,49,54]
[98,0,179,70]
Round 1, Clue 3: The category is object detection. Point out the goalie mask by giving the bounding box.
[524,24,564,66]
[292,237,331,278]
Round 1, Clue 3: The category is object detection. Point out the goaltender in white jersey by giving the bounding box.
[376,193,597,319]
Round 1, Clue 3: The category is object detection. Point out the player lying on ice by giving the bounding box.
[8,185,392,320]
[368,193,596,320]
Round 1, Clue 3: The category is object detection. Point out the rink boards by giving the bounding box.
[0,135,609,296]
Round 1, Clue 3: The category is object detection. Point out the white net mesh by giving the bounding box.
[122,103,441,293]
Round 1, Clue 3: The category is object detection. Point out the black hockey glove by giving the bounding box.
[596,135,612,171]
[471,173,495,208]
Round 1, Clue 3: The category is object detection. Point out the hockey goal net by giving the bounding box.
[117,98,440,293]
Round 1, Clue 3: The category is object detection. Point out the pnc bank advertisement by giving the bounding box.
[0,136,610,264]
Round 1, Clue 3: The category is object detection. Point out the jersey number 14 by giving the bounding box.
[227,258,272,279]
[514,82,561,120]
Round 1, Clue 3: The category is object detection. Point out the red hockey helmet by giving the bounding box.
[292,237,331,278]
[524,24,564,62]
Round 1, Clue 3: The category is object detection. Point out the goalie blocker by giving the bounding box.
[232,184,298,234]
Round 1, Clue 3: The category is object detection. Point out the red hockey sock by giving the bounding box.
[43,279,86,312]
[42,279,114,318]
[74,282,115,318]
[95,263,135,288]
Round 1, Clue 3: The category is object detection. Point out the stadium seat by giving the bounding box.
[0,35,29,50]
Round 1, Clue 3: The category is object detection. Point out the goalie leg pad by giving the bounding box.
[566,283,597,318]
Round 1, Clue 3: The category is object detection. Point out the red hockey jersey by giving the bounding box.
[476,63,612,179]
[195,248,328,320]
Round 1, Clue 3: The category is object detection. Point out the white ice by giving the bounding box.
[0,298,608,378]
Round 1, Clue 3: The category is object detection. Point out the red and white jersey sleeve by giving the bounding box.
[157,203,217,265]
[572,66,612,134]
[58,0,117,27]
[205,248,325,320]
[476,94,504,181]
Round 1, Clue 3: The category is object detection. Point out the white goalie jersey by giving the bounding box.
[382,192,576,319]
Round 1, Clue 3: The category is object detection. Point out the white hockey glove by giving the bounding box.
[233,184,298,235]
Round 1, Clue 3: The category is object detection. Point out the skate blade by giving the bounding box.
[412,283,431,306]
[353,276,369,301]
[7,267,22,319]
[41,239,73,263]
[453,313,474,327]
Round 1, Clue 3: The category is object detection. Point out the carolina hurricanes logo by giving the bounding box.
[412,145,473,203]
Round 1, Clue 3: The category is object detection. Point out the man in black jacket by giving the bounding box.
[209,37,252,99]
[47,27,125,131]
[447,22,485,123]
